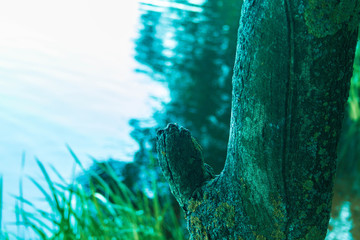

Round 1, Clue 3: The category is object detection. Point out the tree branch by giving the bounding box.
[156,123,214,209]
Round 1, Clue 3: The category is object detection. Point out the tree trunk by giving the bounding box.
[157,0,359,239]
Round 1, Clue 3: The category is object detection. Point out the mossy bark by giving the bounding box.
[157,0,359,239]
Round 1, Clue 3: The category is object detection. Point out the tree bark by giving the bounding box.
[157,0,359,239]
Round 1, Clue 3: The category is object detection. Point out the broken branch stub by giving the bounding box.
[156,123,214,208]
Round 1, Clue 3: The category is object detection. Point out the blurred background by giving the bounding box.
[0,0,359,239]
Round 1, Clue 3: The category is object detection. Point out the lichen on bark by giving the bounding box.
[156,0,359,239]
[305,0,360,38]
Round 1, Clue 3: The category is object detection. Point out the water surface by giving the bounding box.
[0,0,169,233]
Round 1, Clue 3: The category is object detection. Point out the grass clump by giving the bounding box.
[1,175,10,240]
[11,148,185,240]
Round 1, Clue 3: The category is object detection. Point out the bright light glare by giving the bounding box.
[0,0,139,63]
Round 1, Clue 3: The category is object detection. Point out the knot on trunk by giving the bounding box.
[156,123,215,208]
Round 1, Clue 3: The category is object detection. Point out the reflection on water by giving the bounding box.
[135,0,242,173]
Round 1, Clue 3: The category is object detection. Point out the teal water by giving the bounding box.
[0,0,169,234]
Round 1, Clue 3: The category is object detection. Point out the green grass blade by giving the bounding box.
[27,177,54,208]
[9,151,187,239]
[12,195,37,208]
[66,145,84,170]
[0,174,3,236]
[49,165,68,185]
[19,152,25,226]
[35,159,63,214]
[17,211,54,232]
[21,214,48,240]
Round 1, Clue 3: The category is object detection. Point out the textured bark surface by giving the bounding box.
[157,124,215,208]
[157,0,359,239]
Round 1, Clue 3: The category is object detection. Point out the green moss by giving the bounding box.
[188,199,202,212]
[320,158,329,168]
[271,196,286,220]
[303,180,314,191]
[190,216,208,240]
[324,125,331,133]
[318,148,327,155]
[215,202,235,228]
[191,216,201,226]
[268,195,286,239]
[255,235,267,240]
[316,203,328,214]
[313,132,320,139]
[303,226,323,239]
[305,0,360,38]
[299,211,307,219]
[271,226,286,240]
[191,136,203,153]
